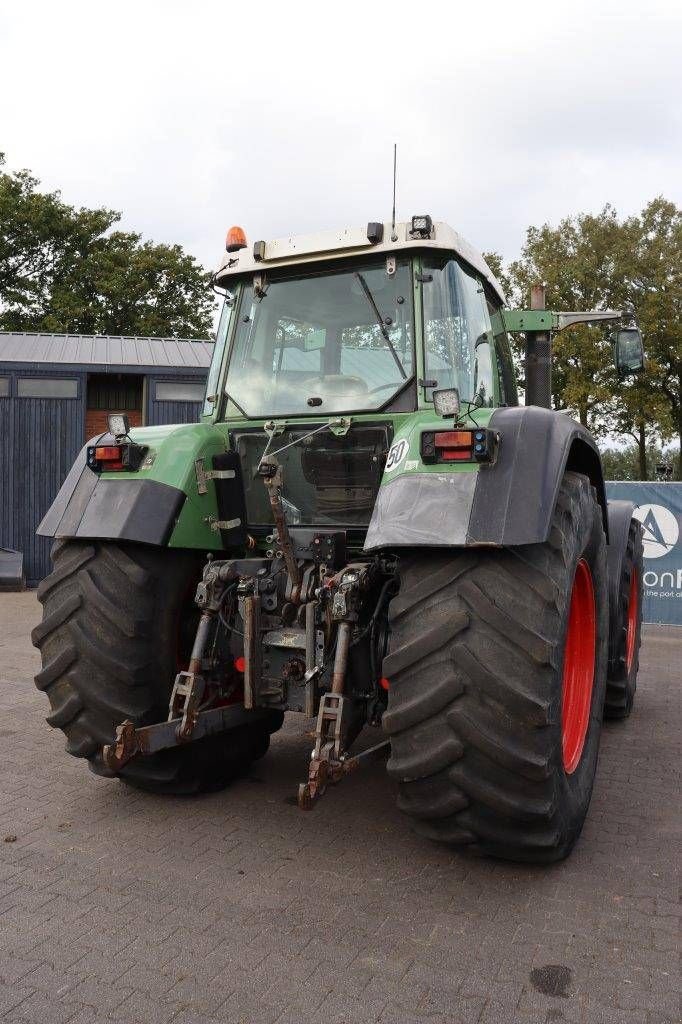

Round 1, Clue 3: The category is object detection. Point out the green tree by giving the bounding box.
[622,198,681,478]
[0,154,215,338]
[482,250,514,303]
[600,444,680,481]
[507,205,630,429]
[504,201,681,476]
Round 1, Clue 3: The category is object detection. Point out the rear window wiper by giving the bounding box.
[354,273,407,380]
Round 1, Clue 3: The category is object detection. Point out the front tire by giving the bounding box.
[32,540,283,794]
[382,472,608,863]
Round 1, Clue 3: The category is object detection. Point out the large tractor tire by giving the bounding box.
[32,540,283,794]
[604,519,643,719]
[382,472,609,863]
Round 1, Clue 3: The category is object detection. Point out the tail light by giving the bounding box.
[87,441,147,473]
[420,428,497,465]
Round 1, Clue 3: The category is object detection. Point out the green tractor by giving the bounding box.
[32,216,645,862]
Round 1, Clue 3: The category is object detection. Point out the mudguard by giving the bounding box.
[37,423,231,552]
[37,437,186,546]
[364,406,609,551]
[605,499,637,669]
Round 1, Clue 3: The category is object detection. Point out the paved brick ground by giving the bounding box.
[0,592,679,1024]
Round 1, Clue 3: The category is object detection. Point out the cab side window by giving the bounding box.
[487,298,519,406]
[422,258,495,407]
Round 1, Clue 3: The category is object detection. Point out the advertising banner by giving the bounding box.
[606,482,682,625]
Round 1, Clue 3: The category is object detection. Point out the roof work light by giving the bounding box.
[433,388,461,418]
[410,214,433,238]
[107,413,130,438]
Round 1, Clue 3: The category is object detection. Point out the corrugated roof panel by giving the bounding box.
[119,337,137,365]
[182,342,201,367]
[6,335,24,360]
[81,337,97,364]
[0,332,213,368]
[145,339,169,366]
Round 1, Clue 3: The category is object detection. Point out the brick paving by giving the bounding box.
[0,591,679,1024]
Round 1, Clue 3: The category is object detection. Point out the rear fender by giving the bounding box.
[36,423,234,551]
[467,407,609,545]
[364,406,609,550]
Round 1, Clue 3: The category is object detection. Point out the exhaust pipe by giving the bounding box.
[524,283,552,409]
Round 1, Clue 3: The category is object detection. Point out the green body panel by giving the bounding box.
[99,405,493,552]
[502,309,557,332]
[100,421,229,550]
[375,407,493,485]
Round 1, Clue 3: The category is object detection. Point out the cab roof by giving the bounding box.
[215,220,506,303]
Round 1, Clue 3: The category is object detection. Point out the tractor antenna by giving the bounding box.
[391,143,398,242]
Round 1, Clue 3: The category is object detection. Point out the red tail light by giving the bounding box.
[433,429,473,461]
[440,451,471,461]
[92,446,124,471]
[86,440,148,473]
[434,431,473,447]
[95,446,124,461]
[420,428,496,464]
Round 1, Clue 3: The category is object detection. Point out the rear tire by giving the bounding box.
[32,540,283,794]
[382,472,608,863]
[604,519,643,719]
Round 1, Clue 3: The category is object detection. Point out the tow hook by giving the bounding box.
[298,734,391,810]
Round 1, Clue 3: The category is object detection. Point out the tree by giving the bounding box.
[601,371,673,480]
[504,201,681,476]
[622,198,681,478]
[482,250,513,303]
[0,154,216,338]
[506,206,629,429]
[600,444,680,481]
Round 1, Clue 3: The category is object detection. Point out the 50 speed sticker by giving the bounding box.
[385,438,409,473]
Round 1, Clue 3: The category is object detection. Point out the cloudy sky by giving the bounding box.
[1,0,680,274]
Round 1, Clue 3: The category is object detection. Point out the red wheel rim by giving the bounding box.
[625,567,639,673]
[561,559,596,774]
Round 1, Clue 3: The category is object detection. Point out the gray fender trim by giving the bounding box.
[363,472,477,551]
[605,499,636,668]
[364,406,608,551]
[37,439,185,546]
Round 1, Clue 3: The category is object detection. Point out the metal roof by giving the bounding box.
[0,332,214,369]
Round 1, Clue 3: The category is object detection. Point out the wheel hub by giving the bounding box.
[561,558,596,774]
[625,567,639,673]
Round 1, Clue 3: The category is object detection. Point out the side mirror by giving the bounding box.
[614,327,644,376]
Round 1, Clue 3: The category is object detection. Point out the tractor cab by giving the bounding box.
[205,218,517,424]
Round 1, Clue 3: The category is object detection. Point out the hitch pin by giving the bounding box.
[341,738,391,768]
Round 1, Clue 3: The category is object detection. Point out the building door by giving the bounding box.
[5,374,85,585]
[85,373,143,439]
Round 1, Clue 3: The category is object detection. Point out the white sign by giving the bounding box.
[632,503,680,559]
[384,438,409,473]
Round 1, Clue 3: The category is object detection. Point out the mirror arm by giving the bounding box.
[502,309,630,333]
[554,310,623,331]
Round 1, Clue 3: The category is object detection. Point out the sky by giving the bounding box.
[1,0,680,275]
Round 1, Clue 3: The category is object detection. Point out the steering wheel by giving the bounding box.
[368,381,407,395]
